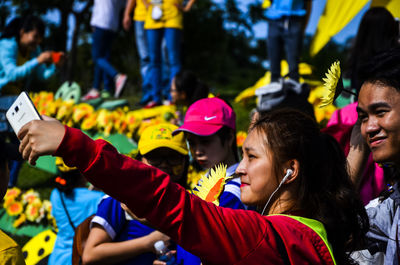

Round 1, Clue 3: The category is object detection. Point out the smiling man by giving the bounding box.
[352,47,400,265]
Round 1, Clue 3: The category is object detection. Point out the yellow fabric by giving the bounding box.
[144,0,183,29]
[0,230,26,265]
[310,0,369,56]
[2,51,29,95]
[371,0,400,18]
[134,0,148,22]
[138,123,188,155]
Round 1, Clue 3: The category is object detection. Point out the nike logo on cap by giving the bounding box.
[204,116,217,121]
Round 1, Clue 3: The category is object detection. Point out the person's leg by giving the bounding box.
[283,16,304,82]
[161,38,171,100]
[95,29,118,92]
[267,19,283,82]
[91,27,103,91]
[146,28,164,105]
[135,21,151,104]
[8,160,22,187]
[0,96,21,187]
[164,28,182,100]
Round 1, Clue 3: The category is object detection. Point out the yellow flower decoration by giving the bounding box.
[22,189,40,205]
[320,61,342,108]
[262,0,271,8]
[6,201,23,216]
[42,200,52,213]
[13,213,26,228]
[193,164,228,206]
[236,131,247,147]
[3,196,15,208]
[186,165,207,191]
[55,157,77,172]
[26,203,41,222]
[5,187,21,200]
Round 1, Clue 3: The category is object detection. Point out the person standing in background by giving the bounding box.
[142,0,196,108]
[347,7,399,95]
[264,0,311,85]
[123,0,153,105]
[82,0,128,101]
[0,15,64,187]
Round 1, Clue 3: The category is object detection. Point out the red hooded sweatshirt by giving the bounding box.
[56,126,336,265]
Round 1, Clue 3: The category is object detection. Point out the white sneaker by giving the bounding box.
[114,74,127,98]
[81,88,100,101]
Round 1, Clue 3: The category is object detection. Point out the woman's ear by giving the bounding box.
[283,159,300,184]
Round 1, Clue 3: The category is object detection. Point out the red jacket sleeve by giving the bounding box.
[55,127,271,264]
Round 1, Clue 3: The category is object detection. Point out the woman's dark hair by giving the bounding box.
[359,46,400,92]
[174,70,209,106]
[214,98,239,162]
[1,16,45,41]
[347,7,399,93]
[251,109,369,265]
[216,126,239,163]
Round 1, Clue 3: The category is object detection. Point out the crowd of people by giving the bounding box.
[1,1,400,265]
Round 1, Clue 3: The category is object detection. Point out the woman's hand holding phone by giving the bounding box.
[18,115,65,166]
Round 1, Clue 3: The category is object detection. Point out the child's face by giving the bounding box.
[170,78,186,105]
[0,163,9,199]
[142,148,186,182]
[187,133,230,170]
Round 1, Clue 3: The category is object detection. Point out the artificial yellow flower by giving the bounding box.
[236,131,247,147]
[262,0,271,8]
[6,201,23,216]
[22,189,40,205]
[55,157,77,172]
[13,213,26,228]
[81,112,98,131]
[42,200,52,213]
[320,61,341,107]
[4,187,21,200]
[193,164,227,206]
[186,165,207,191]
[72,103,94,123]
[26,203,41,222]
[3,196,15,208]
[56,100,74,121]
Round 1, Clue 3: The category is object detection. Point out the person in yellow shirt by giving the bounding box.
[142,0,196,107]
[0,137,26,265]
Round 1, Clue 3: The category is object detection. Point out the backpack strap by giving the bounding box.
[60,191,76,231]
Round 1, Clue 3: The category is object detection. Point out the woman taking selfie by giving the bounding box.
[18,109,368,264]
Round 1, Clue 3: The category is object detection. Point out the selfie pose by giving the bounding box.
[18,108,368,264]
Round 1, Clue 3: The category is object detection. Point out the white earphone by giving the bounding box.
[281,169,293,185]
[261,169,293,215]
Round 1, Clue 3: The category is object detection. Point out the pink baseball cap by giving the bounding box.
[173,97,236,136]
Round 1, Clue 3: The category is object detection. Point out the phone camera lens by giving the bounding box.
[15,106,19,112]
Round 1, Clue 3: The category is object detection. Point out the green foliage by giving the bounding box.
[17,163,54,200]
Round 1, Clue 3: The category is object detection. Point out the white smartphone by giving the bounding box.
[6,91,42,136]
